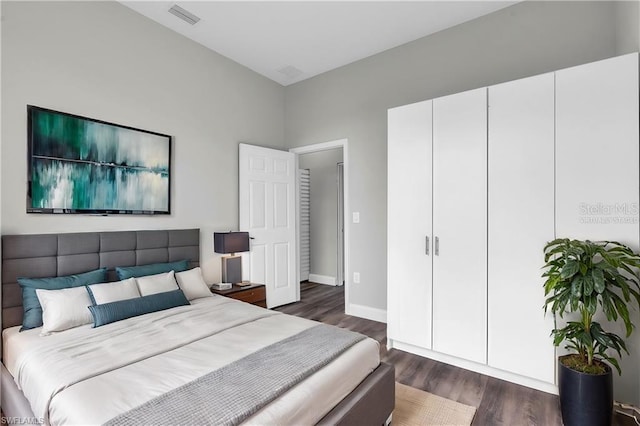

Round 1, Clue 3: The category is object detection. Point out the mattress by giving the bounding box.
[2,296,380,425]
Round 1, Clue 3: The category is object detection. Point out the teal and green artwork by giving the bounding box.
[27,106,171,214]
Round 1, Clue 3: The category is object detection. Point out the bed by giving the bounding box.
[1,229,394,425]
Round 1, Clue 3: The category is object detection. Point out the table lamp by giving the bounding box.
[214,232,250,285]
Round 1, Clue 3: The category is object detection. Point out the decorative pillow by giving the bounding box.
[86,278,140,305]
[175,267,212,301]
[35,287,93,335]
[18,268,107,331]
[135,271,179,296]
[88,289,190,327]
[116,260,189,280]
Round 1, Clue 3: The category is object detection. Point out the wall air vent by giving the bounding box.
[168,4,201,25]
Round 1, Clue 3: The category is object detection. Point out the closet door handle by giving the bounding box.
[435,237,439,256]
[425,236,430,256]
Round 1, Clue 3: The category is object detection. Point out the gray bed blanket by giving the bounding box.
[105,324,368,426]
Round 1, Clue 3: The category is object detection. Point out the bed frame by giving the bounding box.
[1,229,394,425]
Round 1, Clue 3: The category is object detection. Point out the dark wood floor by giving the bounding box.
[276,282,562,426]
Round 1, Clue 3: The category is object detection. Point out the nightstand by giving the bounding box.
[210,283,267,308]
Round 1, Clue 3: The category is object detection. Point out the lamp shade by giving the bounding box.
[214,232,250,254]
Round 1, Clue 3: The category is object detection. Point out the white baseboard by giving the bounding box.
[347,303,387,323]
[388,339,558,395]
[308,274,336,286]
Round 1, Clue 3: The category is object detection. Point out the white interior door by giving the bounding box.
[487,73,555,384]
[432,88,487,364]
[387,100,433,349]
[239,143,298,308]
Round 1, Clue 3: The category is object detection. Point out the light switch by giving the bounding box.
[352,212,360,223]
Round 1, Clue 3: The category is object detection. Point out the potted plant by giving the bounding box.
[542,238,640,426]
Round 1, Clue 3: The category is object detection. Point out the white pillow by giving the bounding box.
[36,287,93,335]
[175,267,212,301]
[136,270,179,296]
[87,278,140,305]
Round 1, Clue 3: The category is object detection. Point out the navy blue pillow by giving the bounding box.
[115,260,189,280]
[88,289,190,327]
[18,268,107,331]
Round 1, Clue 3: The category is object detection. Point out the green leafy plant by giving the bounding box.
[542,239,640,375]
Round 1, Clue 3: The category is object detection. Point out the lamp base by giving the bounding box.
[221,255,243,284]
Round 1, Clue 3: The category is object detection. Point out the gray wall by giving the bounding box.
[284,0,639,403]
[284,0,631,312]
[0,1,285,282]
[615,0,640,55]
[299,148,343,282]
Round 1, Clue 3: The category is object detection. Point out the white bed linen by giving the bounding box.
[3,296,379,426]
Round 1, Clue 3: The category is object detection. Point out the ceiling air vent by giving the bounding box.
[277,65,304,81]
[168,4,201,25]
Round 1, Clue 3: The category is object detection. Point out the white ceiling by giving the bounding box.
[121,1,518,86]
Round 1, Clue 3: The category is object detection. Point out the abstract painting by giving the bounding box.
[27,106,171,214]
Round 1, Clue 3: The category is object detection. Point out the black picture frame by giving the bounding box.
[27,105,172,215]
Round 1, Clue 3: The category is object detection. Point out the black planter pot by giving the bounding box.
[558,355,613,426]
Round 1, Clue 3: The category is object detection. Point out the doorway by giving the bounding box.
[290,139,350,311]
[297,148,344,286]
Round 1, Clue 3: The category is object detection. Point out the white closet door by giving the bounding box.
[432,88,487,364]
[387,100,433,349]
[556,53,639,402]
[487,73,555,383]
[556,53,639,248]
[299,169,311,282]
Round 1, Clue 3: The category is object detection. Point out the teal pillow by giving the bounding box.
[18,268,107,331]
[88,289,190,327]
[115,260,189,280]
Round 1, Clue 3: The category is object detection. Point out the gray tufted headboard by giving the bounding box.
[1,229,200,330]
